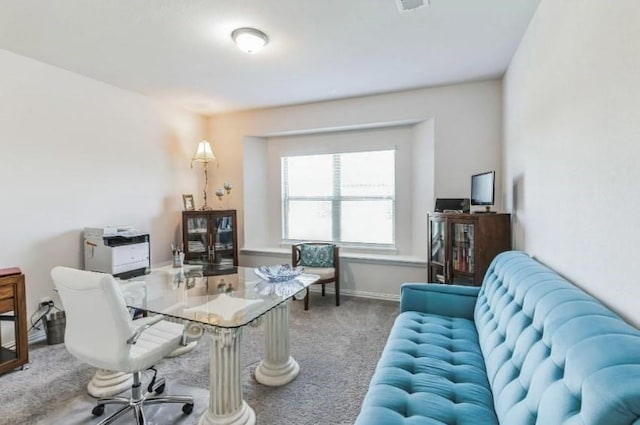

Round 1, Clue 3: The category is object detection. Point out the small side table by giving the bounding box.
[0,268,28,375]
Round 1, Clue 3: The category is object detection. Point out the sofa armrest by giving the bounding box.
[400,283,480,320]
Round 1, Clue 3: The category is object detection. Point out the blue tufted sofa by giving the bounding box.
[354,251,640,425]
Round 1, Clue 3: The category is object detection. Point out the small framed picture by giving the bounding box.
[182,194,195,211]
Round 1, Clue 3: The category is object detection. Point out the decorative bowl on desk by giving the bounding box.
[254,264,304,283]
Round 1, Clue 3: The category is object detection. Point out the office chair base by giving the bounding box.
[94,395,194,425]
[93,371,194,425]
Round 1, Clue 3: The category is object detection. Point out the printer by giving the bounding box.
[84,226,150,279]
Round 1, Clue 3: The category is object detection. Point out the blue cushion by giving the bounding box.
[475,251,640,425]
[357,251,640,425]
[400,283,480,319]
[355,311,499,425]
[299,244,334,268]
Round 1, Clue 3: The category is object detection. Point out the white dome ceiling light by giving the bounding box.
[231,27,269,54]
[396,0,430,13]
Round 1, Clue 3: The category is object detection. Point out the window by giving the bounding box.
[281,149,395,246]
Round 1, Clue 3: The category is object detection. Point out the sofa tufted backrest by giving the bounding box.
[474,251,640,425]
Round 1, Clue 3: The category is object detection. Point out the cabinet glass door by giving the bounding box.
[450,222,475,285]
[186,215,210,261]
[214,215,235,269]
[428,218,446,283]
[430,219,445,264]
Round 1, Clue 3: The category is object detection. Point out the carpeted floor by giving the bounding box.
[0,295,398,425]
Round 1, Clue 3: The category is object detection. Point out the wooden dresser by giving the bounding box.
[0,268,28,374]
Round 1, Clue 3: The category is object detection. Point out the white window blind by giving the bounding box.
[281,149,395,246]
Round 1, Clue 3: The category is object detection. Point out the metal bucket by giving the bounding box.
[44,310,66,345]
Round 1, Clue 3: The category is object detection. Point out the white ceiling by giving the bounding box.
[0,0,540,115]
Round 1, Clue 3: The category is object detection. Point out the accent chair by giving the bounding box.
[291,243,340,310]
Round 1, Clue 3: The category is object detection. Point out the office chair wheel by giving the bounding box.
[154,383,165,394]
[92,404,105,416]
[182,403,194,415]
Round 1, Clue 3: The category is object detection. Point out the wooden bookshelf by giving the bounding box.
[428,213,511,286]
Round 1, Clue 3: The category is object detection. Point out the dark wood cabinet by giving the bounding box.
[0,269,28,375]
[428,212,511,286]
[182,210,238,270]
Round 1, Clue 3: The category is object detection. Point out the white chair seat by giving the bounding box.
[302,267,335,280]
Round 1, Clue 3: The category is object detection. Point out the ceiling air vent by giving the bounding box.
[396,0,430,13]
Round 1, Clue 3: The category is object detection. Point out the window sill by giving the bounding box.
[240,246,427,267]
[281,240,397,255]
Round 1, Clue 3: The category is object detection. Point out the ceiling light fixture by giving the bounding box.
[231,27,269,54]
[396,0,430,13]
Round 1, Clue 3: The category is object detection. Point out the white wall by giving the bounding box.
[265,126,414,253]
[503,1,640,326]
[411,119,436,255]
[209,80,503,297]
[0,50,204,323]
[210,80,504,245]
[243,136,269,249]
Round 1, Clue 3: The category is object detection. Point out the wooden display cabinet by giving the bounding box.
[182,210,238,271]
[0,269,28,375]
[428,212,511,286]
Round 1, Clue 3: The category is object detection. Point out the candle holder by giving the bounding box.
[215,188,225,209]
[219,181,233,208]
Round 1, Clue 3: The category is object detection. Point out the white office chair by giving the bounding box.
[51,266,194,425]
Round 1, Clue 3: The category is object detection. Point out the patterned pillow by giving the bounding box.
[299,244,334,268]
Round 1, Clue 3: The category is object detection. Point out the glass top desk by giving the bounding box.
[124,263,319,425]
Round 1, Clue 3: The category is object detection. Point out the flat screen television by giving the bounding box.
[471,171,495,208]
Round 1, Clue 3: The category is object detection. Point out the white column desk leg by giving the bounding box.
[198,327,255,425]
[255,300,300,386]
[87,369,133,398]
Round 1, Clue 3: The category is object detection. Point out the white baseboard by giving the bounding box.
[2,328,45,350]
[308,286,399,302]
[29,328,46,345]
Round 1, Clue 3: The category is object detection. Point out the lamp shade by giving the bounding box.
[192,140,215,162]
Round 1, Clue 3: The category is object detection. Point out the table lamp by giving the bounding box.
[191,140,216,210]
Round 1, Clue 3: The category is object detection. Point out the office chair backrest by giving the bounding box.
[51,266,135,371]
